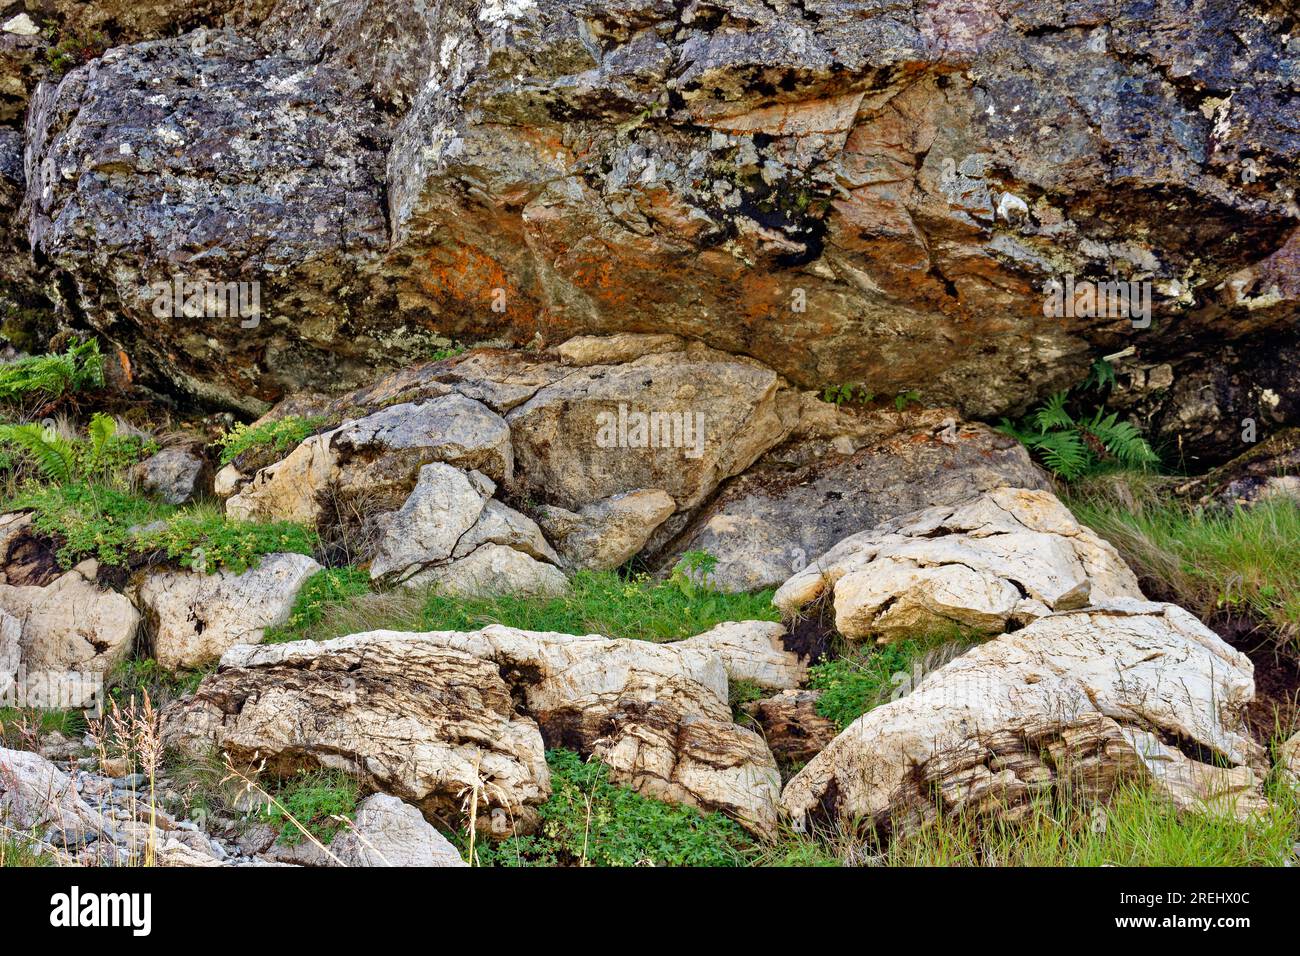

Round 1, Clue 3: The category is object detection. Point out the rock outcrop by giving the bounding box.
[774,487,1143,641]
[163,623,786,836]
[781,601,1267,832]
[6,2,1295,438]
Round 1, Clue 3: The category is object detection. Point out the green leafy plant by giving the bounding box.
[134,508,317,574]
[820,383,874,406]
[469,749,755,866]
[999,392,1158,480]
[893,389,922,411]
[216,415,326,466]
[667,549,718,598]
[44,30,107,78]
[0,413,154,486]
[262,770,360,847]
[0,339,104,407]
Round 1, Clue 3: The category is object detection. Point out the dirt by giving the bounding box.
[1207,612,1300,748]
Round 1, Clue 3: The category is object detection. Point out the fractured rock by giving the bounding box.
[773,487,1143,642]
[137,553,322,671]
[781,601,1266,832]
[536,489,675,571]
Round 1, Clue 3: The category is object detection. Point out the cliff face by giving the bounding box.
[0,1,1296,426]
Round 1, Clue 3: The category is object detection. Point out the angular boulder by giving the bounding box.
[136,552,322,671]
[536,489,675,572]
[773,488,1143,642]
[781,601,1267,832]
[328,794,468,867]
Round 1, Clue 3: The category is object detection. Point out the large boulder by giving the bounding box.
[135,552,322,671]
[226,394,512,529]
[163,623,784,836]
[0,560,139,708]
[327,794,469,867]
[657,412,1049,592]
[781,601,1267,832]
[773,487,1144,642]
[536,489,675,572]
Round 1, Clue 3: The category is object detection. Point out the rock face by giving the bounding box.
[0,560,140,708]
[781,601,1266,832]
[136,553,322,671]
[675,621,807,692]
[658,412,1049,592]
[163,623,784,836]
[9,2,1297,425]
[742,690,840,768]
[774,488,1143,642]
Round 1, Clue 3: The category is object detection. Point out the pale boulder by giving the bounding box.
[404,544,569,600]
[781,602,1265,831]
[536,489,676,571]
[329,794,468,867]
[0,561,139,708]
[774,487,1144,642]
[676,620,806,690]
[137,552,322,670]
[368,463,490,582]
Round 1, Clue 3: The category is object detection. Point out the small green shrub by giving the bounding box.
[820,383,874,406]
[892,389,922,411]
[470,749,755,867]
[263,567,372,644]
[134,509,317,574]
[0,413,154,485]
[263,770,360,847]
[0,339,104,407]
[217,415,326,466]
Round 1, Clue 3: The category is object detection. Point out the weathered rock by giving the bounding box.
[1121,729,1271,822]
[676,621,806,692]
[781,602,1266,832]
[226,394,512,533]
[164,623,783,836]
[0,746,105,833]
[506,345,796,522]
[1174,427,1300,507]
[659,413,1049,592]
[368,463,490,583]
[0,606,20,701]
[133,444,211,505]
[23,28,390,412]
[0,560,139,708]
[452,499,559,565]
[773,488,1143,642]
[136,553,322,671]
[556,333,685,367]
[536,489,675,571]
[328,794,468,867]
[404,544,569,600]
[161,632,553,831]
[742,690,840,768]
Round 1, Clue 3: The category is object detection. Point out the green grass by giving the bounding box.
[808,630,977,729]
[1066,476,1300,641]
[0,706,86,750]
[263,567,373,644]
[878,779,1300,867]
[0,834,53,867]
[420,570,778,643]
[468,749,756,867]
[263,769,360,848]
[107,659,210,711]
[266,569,778,646]
[216,415,327,466]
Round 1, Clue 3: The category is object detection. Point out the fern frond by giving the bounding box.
[1032,391,1074,433]
[1033,430,1089,480]
[0,423,76,483]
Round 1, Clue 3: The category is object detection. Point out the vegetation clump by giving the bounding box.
[469,749,755,867]
[0,339,104,409]
[217,415,326,465]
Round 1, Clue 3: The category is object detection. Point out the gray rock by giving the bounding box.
[536,489,675,571]
[369,463,490,583]
[134,444,211,505]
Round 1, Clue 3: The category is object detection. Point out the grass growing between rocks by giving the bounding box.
[267,569,778,646]
[466,749,756,867]
[808,628,978,729]
[0,706,86,751]
[876,779,1300,867]
[1065,474,1300,643]
[262,769,360,848]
